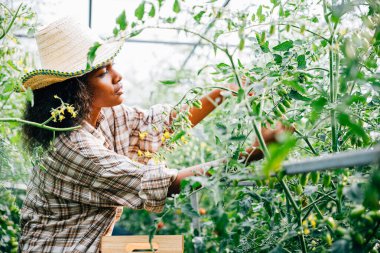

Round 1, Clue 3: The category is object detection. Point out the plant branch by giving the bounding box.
[0,118,81,131]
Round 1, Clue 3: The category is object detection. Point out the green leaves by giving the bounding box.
[273,40,294,51]
[237,88,244,103]
[337,113,369,145]
[256,5,266,23]
[256,32,270,53]
[159,80,176,85]
[148,4,156,17]
[181,202,200,218]
[193,11,205,23]
[116,10,127,30]
[135,2,145,20]
[216,63,230,74]
[170,130,186,143]
[273,54,282,65]
[310,96,328,123]
[297,54,307,69]
[288,89,311,101]
[263,135,297,177]
[173,0,180,13]
[86,42,101,70]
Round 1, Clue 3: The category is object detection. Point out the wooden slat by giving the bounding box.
[101,235,183,253]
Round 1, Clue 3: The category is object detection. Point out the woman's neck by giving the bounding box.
[87,106,102,128]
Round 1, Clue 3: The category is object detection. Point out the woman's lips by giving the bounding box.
[114,85,123,95]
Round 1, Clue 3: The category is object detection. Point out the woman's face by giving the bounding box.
[86,63,124,108]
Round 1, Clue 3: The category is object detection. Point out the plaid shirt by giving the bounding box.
[19,104,178,253]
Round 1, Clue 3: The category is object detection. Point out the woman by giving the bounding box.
[19,17,284,253]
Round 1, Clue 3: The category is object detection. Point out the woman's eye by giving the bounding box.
[98,69,108,77]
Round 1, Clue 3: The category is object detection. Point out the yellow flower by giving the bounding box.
[59,114,65,122]
[66,105,77,118]
[304,228,310,235]
[302,220,308,226]
[66,105,74,114]
[163,131,170,139]
[308,214,317,228]
[144,151,152,158]
[139,131,148,140]
[137,150,143,157]
[180,136,188,144]
[161,136,166,143]
[152,156,161,164]
[59,107,65,114]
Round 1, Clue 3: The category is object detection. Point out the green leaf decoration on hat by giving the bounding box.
[86,42,102,71]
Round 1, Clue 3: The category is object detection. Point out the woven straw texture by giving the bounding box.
[21,16,124,91]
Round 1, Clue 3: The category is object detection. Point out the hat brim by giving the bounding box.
[21,39,124,92]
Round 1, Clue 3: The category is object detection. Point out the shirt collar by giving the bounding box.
[81,110,106,140]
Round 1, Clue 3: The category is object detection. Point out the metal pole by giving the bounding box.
[237,146,380,186]
[88,0,92,28]
[190,193,200,253]
[284,146,380,175]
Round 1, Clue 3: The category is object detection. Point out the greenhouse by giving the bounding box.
[0,0,379,252]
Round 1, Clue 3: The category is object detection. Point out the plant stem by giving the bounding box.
[0,3,23,40]
[0,118,81,131]
[313,202,334,234]
[298,213,308,253]
[294,129,319,156]
[306,67,329,72]
[301,191,335,212]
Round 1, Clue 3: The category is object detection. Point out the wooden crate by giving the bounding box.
[101,235,183,253]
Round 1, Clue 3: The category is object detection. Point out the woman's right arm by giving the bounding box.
[167,159,226,196]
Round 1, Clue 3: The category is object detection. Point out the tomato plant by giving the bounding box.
[111,0,379,252]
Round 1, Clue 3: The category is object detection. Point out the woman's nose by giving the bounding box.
[112,68,123,84]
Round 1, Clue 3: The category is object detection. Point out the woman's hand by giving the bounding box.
[167,158,227,196]
[241,121,295,164]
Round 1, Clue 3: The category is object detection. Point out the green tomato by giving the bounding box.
[192,100,202,109]
[350,206,365,218]
[337,184,344,200]
[277,87,287,96]
[274,107,283,117]
[296,184,303,195]
[352,232,365,245]
[300,173,309,186]
[323,173,332,188]
[335,227,347,237]
[368,210,380,221]
[282,98,292,108]
[266,117,274,125]
[311,172,320,184]
[278,103,287,114]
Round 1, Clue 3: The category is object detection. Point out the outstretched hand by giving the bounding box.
[241,121,295,164]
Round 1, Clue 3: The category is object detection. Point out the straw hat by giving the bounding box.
[21,16,124,91]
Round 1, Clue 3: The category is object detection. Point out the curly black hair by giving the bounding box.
[22,75,93,152]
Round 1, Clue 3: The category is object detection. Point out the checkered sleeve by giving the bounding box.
[123,103,174,132]
[104,103,174,161]
[75,135,178,213]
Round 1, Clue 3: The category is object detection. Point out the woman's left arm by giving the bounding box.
[187,88,226,127]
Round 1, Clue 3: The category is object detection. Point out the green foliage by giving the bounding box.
[130,0,380,252]
[0,190,20,253]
